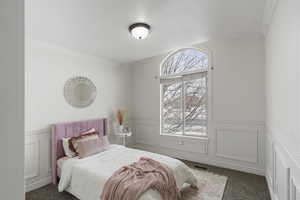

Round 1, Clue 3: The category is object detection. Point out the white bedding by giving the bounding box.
[58,157,71,169]
[57,156,74,177]
[59,145,197,200]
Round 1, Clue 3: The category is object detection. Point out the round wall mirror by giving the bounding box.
[64,76,97,108]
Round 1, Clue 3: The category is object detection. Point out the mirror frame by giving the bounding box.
[64,76,97,108]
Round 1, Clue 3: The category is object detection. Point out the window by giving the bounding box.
[160,48,210,137]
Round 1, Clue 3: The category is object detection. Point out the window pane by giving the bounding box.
[184,77,208,136]
[162,49,208,76]
[162,82,183,134]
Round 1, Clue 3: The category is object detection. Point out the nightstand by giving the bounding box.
[115,131,132,146]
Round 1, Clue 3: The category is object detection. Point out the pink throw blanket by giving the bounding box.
[101,157,179,200]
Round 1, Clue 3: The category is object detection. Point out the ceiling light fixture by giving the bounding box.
[129,23,151,40]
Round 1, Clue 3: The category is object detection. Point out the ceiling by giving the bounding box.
[27,0,266,63]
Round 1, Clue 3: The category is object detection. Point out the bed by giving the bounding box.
[52,118,197,200]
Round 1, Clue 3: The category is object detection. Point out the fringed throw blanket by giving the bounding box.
[101,157,180,200]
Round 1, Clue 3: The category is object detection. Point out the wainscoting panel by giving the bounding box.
[135,120,159,146]
[25,128,52,192]
[215,128,258,163]
[134,119,208,154]
[274,147,290,200]
[290,178,300,200]
[159,135,208,154]
[25,136,39,180]
[133,119,265,175]
[265,127,300,200]
[265,133,274,189]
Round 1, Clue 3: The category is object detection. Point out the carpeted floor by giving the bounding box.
[26,161,270,200]
[185,161,271,200]
[180,165,227,200]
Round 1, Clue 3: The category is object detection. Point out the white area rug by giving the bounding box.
[181,166,227,200]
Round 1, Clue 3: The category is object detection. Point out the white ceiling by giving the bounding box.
[27,0,266,63]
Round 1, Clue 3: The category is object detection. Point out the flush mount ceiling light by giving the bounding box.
[129,23,151,40]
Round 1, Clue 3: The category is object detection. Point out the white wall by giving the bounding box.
[26,40,131,131]
[131,36,265,125]
[265,0,300,199]
[129,36,266,175]
[204,37,265,122]
[0,0,25,199]
[24,40,132,191]
[265,0,300,156]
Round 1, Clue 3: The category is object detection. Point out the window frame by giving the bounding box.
[159,47,213,139]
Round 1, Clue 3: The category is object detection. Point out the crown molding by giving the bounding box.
[262,0,278,36]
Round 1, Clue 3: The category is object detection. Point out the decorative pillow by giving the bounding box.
[68,128,97,154]
[62,128,96,157]
[75,137,104,158]
[81,128,96,135]
[62,138,76,158]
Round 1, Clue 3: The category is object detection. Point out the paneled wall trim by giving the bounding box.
[266,130,300,200]
[134,119,265,175]
[25,128,52,192]
[290,178,300,200]
[215,128,259,164]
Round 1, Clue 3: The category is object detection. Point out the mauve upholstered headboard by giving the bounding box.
[51,118,107,184]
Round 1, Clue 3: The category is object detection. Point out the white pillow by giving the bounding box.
[62,128,97,157]
[62,138,76,158]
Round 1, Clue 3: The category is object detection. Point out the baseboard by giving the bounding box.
[209,159,265,176]
[134,143,265,176]
[25,175,52,192]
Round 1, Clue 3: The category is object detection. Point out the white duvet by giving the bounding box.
[59,145,197,200]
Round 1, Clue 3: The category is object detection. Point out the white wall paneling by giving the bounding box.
[213,121,265,174]
[265,0,300,199]
[290,178,300,200]
[265,130,300,200]
[265,133,274,190]
[215,128,259,163]
[134,120,265,175]
[213,121,265,169]
[25,136,39,180]
[25,129,52,192]
[273,146,290,200]
[134,119,208,155]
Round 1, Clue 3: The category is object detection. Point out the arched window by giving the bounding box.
[160,48,210,137]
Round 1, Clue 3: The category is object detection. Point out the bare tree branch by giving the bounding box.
[161,50,208,135]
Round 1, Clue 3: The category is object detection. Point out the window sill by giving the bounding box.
[160,133,209,141]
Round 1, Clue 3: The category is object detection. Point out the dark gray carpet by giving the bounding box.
[26,161,270,200]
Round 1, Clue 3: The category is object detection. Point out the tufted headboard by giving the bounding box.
[51,118,107,184]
